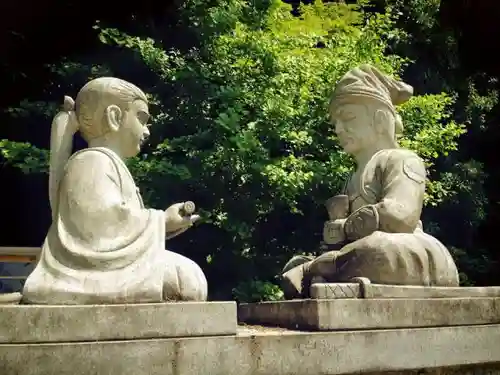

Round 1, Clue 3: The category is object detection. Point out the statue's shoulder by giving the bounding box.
[66,148,117,171]
[373,148,420,162]
[374,148,426,184]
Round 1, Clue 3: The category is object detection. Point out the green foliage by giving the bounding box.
[0,0,470,298]
[0,140,48,174]
[232,279,284,303]
[398,93,466,205]
[383,0,498,284]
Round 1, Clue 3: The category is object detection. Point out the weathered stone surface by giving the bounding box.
[0,301,236,343]
[1,324,500,375]
[24,79,208,305]
[281,64,460,300]
[310,282,500,299]
[0,293,22,304]
[238,298,500,330]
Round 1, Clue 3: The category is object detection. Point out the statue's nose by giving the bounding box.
[143,127,151,139]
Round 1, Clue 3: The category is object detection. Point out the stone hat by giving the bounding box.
[330,64,413,112]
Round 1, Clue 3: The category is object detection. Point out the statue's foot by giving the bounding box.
[281,254,315,275]
[280,262,313,299]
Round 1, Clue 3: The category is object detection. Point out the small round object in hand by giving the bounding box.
[181,201,196,216]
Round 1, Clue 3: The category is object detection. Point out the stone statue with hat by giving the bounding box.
[280,64,460,299]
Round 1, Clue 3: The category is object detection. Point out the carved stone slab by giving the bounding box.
[1,325,500,375]
[0,301,237,343]
[310,282,500,299]
[238,298,500,330]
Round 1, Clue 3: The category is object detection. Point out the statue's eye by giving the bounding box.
[137,111,150,125]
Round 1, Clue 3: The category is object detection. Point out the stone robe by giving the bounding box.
[23,147,206,304]
[282,148,459,298]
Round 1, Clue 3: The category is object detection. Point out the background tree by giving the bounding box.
[0,0,466,300]
[2,0,499,300]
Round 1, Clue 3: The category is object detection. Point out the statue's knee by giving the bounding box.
[162,256,208,302]
[308,251,339,278]
[282,254,315,274]
[177,261,208,301]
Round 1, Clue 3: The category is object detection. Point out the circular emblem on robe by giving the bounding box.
[403,157,426,184]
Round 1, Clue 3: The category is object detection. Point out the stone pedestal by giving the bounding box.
[239,283,500,331]
[238,297,500,330]
[1,324,500,374]
[0,297,500,374]
[311,282,500,299]
[0,301,237,343]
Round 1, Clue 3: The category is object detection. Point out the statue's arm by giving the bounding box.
[343,150,426,240]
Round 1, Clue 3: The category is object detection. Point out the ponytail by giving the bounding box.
[48,96,79,219]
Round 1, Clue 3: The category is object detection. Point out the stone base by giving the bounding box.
[0,292,22,304]
[311,282,500,299]
[0,301,237,343]
[237,298,500,330]
[1,325,500,374]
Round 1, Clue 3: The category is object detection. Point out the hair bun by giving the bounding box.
[63,96,75,112]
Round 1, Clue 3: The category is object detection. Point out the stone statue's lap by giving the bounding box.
[309,231,459,287]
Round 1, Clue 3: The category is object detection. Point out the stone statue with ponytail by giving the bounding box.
[48,96,78,219]
[23,77,208,305]
[280,65,460,299]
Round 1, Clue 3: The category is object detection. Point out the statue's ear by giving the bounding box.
[104,105,123,133]
[372,108,393,137]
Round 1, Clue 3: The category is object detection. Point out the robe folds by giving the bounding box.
[281,149,459,299]
[23,147,167,304]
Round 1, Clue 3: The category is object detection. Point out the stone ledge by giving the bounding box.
[1,325,499,374]
[0,301,237,343]
[0,247,41,256]
[238,298,500,330]
[311,282,500,299]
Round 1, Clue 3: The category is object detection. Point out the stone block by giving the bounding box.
[238,298,500,330]
[1,324,500,374]
[310,282,500,299]
[0,301,237,343]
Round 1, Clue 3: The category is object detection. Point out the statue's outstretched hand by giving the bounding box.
[164,201,200,234]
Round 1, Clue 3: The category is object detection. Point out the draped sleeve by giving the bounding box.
[344,149,426,240]
[53,149,165,269]
[374,149,426,233]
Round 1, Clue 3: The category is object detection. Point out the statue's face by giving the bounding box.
[330,101,374,155]
[118,99,151,157]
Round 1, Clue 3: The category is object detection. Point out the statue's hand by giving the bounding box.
[323,219,346,245]
[164,202,200,233]
[344,205,379,241]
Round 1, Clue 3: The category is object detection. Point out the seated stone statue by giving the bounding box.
[281,65,459,299]
[22,77,208,304]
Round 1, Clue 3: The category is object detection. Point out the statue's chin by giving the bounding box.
[125,144,142,158]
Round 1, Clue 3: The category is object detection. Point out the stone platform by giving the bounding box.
[0,301,237,343]
[238,297,500,330]
[1,324,500,374]
[311,282,500,299]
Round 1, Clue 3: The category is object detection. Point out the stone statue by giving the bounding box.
[22,77,208,304]
[281,65,459,299]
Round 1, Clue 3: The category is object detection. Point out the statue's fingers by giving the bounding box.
[190,214,201,223]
